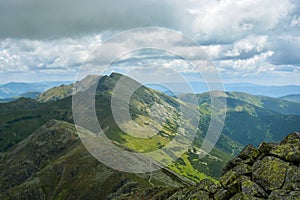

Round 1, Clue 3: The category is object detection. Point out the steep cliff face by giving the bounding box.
[123,132,300,199]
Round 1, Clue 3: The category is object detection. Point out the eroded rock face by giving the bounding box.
[126,132,300,199]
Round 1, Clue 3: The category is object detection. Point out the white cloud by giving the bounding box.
[185,0,293,43]
[224,35,268,57]
[291,15,300,27]
[0,35,102,73]
[217,51,274,74]
[201,45,223,59]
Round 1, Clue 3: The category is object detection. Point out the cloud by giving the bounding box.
[217,51,274,74]
[0,0,180,39]
[185,0,293,44]
[291,16,300,27]
[0,29,212,80]
[0,0,295,42]
[268,36,300,66]
[0,34,101,73]
[0,0,299,85]
[0,30,297,83]
[224,35,268,58]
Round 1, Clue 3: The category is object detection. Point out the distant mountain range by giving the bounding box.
[154,82,300,98]
[0,81,72,99]
[1,80,300,103]
[280,94,300,104]
[0,91,41,103]
[223,83,300,97]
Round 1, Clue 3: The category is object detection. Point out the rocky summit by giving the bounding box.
[123,132,300,199]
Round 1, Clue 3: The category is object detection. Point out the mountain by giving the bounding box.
[36,75,99,103]
[0,98,16,103]
[179,91,300,146]
[0,92,41,103]
[0,120,192,199]
[0,73,235,181]
[123,132,300,199]
[280,94,300,104]
[1,73,300,182]
[158,82,300,98]
[0,73,299,199]
[180,91,300,115]
[224,83,300,97]
[0,81,72,99]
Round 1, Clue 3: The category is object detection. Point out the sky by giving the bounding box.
[0,0,299,85]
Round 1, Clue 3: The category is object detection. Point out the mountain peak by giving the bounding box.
[109,72,123,78]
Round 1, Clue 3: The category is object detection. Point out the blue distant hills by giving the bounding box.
[0,81,72,99]
[1,80,300,103]
[149,82,300,98]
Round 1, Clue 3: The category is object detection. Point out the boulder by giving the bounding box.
[252,156,289,191]
[237,144,260,164]
[240,179,267,198]
[268,190,300,200]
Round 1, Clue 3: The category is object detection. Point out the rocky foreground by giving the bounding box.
[122,132,300,199]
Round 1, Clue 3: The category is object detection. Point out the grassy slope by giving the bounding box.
[0,74,227,181]
[1,74,300,182]
[279,94,300,104]
[0,120,192,199]
[180,91,300,146]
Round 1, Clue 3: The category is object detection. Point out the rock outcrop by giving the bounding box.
[215,133,300,199]
[123,132,300,199]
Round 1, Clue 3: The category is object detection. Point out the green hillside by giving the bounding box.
[1,73,300,182]
[0,73,233,181]
[0,120,192,199]
[36,75,99,103]
[280,94,300,104]
[180,91,300,146]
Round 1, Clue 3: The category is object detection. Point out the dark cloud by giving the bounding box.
[0,0,179,39]
[268,37,300,66]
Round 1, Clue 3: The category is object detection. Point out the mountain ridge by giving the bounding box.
[280,94,300,104]
[1,73,300,183]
